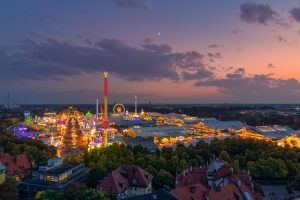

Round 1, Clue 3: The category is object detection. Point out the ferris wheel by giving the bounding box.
[113,103,125,115]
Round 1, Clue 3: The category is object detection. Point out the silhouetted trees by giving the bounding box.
[35,185,109,200]
[0,176,18,200]
[0,132,56,166]
[84,138,300,189]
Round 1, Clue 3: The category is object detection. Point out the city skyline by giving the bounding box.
[1,0,300,104]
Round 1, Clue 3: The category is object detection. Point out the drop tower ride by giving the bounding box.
[103,71,108,146]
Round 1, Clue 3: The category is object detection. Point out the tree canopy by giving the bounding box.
[84,138,300,189]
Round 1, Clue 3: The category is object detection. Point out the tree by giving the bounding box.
[179,159,188,172]
[0,176,18,200]
[231,160,241,174]
[247,161,258,178]
[85,166,108,187]
[154,169,174,189]
[62,183,86,200]
[219,150,231,163]
[169,155,180,174]
[245,149,256,162]
[0,132,56,166]
[83,138,300,188]
[135,157,146,168]
[247,158,288,179]
[35,190,65,200]
[145,165,158,177]
[188,158,199,167]
[289,173,300,192]
[253,181,265,196]
[78,189,108,200]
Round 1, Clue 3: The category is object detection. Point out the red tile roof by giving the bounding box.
[228,173,240,185]
[0,152,32,176]
[174,159,265,200]
[238,174,252,186]
[100,172,126,194]
[207,184,242,200]
[171,183,208,200]
[176,167,207,187]
[207,159,225,171]
[98,165,153,195]
[172,182,265,200]
[254,193,265,200]
[213,164,232,181]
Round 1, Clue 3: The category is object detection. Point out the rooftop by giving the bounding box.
[172,159,263,200]
[172,183,208,200]
[0,151,32,176]
[199,118,243,130]
[251,125,296,139]
[207,184,243,200]
[133,125,191,137]
[45,163,80,175]
[126,187,178,200]
[98,165,153,195]
[123,138,158,151]
[21,166,88,188]
[176,167,207,188]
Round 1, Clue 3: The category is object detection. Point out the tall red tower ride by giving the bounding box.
[102,71,108,146]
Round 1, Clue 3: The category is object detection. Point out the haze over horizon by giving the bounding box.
[1,0,300,104]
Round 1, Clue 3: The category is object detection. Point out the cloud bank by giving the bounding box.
[0,38,213,83]
[2,37,300,103]
[240,2,277,25]
[114,0,153,10]
[290,4,300,22]
[195,68,300,103]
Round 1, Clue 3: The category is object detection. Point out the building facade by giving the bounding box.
[0,162,5,184]
[171,159,264,200]
[19,157,89,200]
[0,147,32,181]
[98,165,153,199]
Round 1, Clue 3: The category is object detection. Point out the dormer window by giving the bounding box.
[132,178,137,185]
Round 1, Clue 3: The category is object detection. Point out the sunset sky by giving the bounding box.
[1,0,300,104]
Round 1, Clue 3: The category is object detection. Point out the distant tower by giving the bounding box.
[96,98,99,121]
[50,135,54,146]
[135,96,137,114]
[7,92,10,109]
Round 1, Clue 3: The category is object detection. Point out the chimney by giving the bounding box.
[190,166,192,172]
[230,167,233,172]
[190,186,196,193]
[183,170,186,176]
[237,180,242,188]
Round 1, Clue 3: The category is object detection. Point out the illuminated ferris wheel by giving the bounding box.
[113,104,125,115]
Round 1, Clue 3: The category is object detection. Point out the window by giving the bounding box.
[59,172,68,182]
[46,175,58,182]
